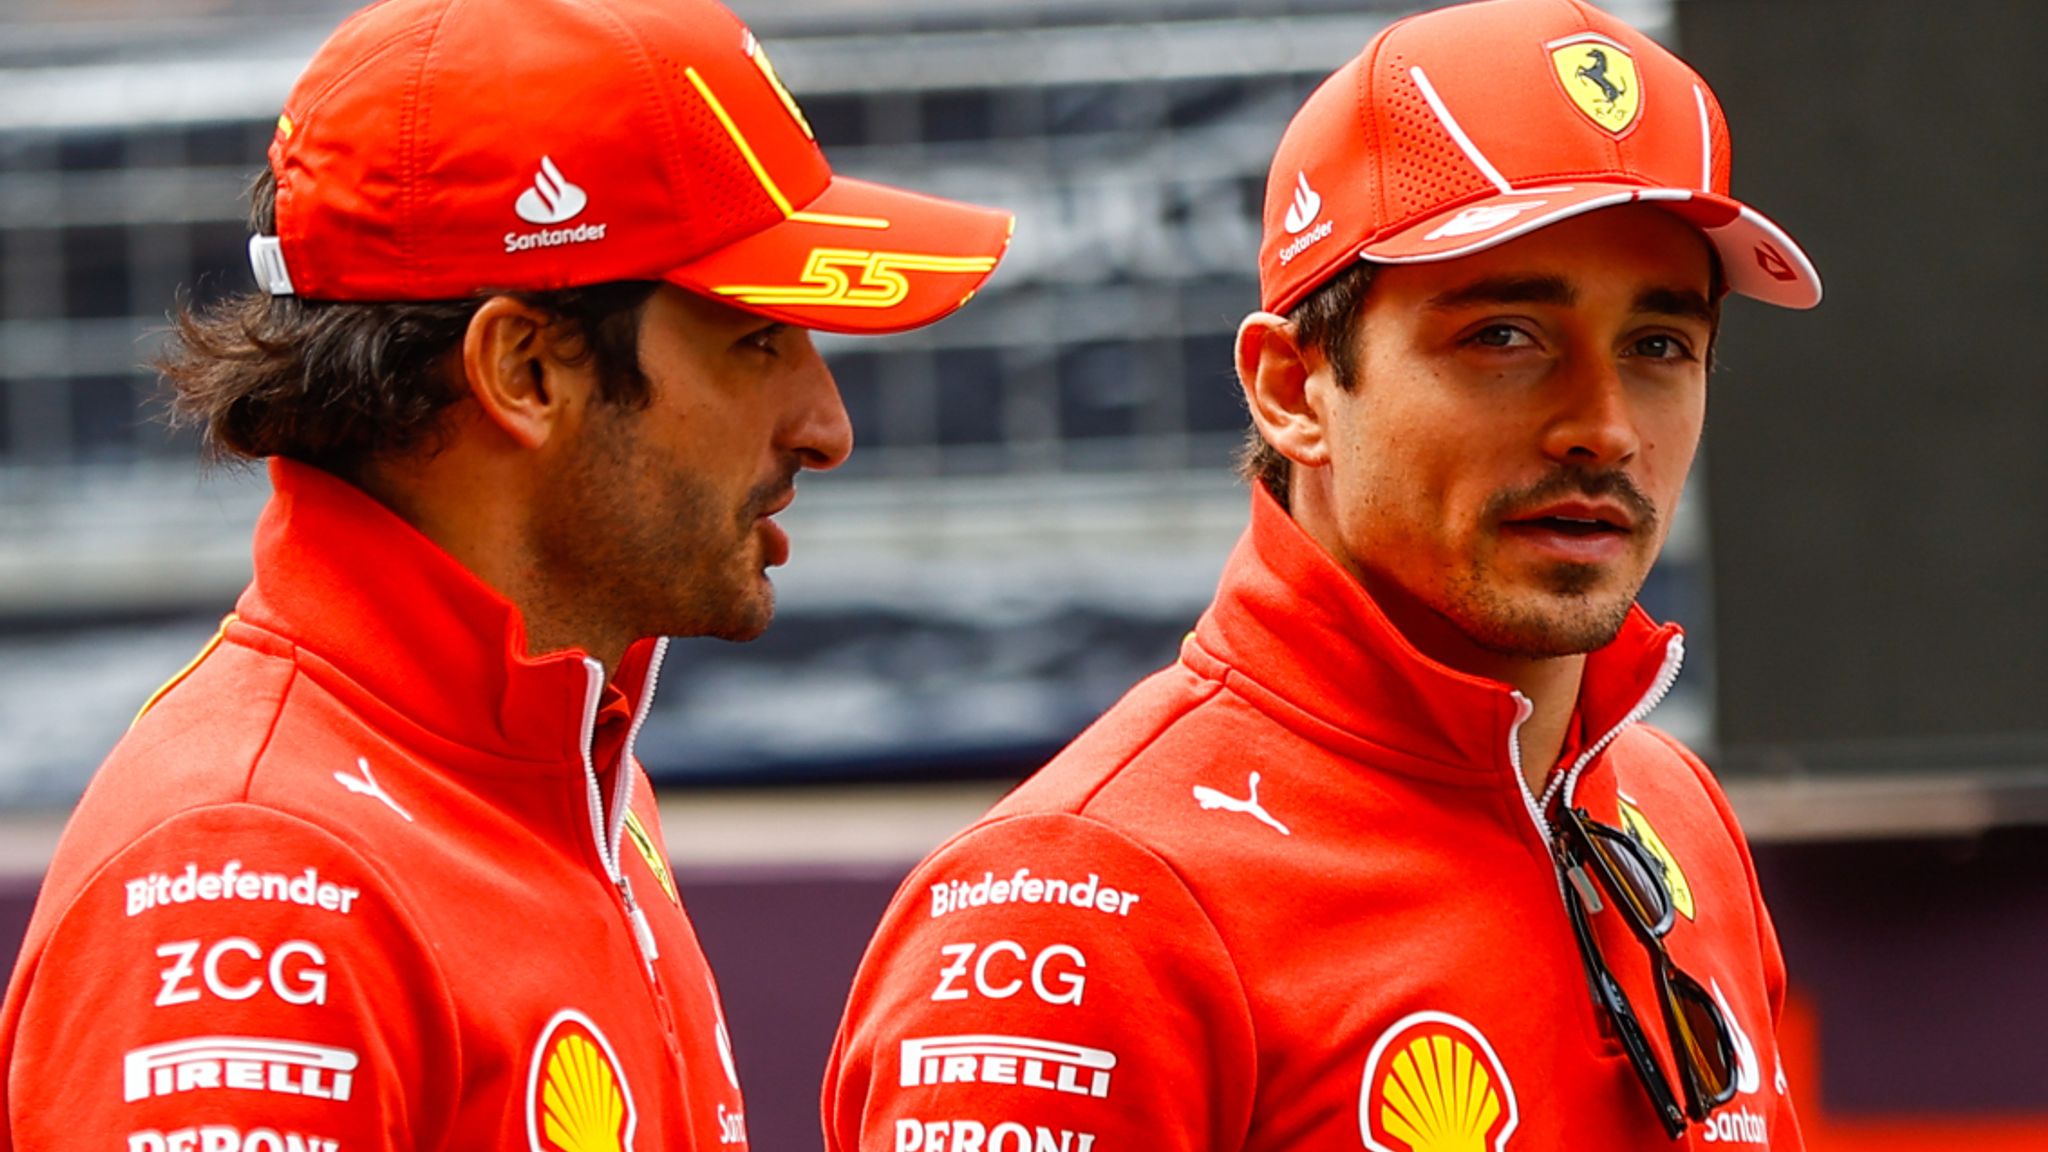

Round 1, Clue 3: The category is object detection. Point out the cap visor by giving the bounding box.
[1361,183,1821,309]
[666,176,1014,335]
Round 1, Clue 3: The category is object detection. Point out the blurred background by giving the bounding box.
[0,0,2042,1147]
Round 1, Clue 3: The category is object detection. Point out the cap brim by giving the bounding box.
[1360,183,1822,310]
[665,176,1014,335]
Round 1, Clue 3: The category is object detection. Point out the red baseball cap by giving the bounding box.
[1258,0,1820,316]
[247,0,1014,335]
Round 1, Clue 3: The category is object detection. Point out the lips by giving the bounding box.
[1501,500,1636,536]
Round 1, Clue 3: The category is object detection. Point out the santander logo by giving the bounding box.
[514,156,589,225]
[1283,171,1322,235]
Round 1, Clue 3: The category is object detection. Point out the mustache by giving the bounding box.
[741,464,800,522]
[1484,468,1659,532]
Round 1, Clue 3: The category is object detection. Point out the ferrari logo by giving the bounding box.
[743,30,814,141]
[1618,798,1694,921]
[1551,37,1640,134]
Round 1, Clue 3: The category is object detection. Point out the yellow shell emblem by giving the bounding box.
[1361,1012,1518,1152]
[1550,36,1641,135]
[528,1010,637,1152]
[1618,798,1695,921]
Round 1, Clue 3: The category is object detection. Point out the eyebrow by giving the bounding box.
[1632,286,1717,325]
[1425,275,1574,312]
[1424,276,1716,325]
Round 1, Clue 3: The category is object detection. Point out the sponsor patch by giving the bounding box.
[1617,798,1693,920]
[127,1127,337,1152]
[932,941,1086,1006]
[125,862,360,918]
[123,1037,357,1104]
[895,1119,1096,1152]
[155,938,328,1008]
[1548,35,1641,135]
[527,1009,637,1152]
[899,1035,1114,1099]
[623,810,679,906]
[1359,1012,1517,1152]
[928,869,1139,920]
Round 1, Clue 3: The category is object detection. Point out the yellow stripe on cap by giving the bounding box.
[686,66,794,217]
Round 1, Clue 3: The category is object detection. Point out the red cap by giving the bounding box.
[1258,0,1820,315]
[248,0,1014,335]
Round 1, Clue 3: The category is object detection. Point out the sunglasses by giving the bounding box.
[1551,805,1738,1139]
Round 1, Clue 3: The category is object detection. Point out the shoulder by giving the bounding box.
[828,809,1259,1152]
[3,802,458,1144]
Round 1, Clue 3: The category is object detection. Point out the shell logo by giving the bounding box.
[1359,1012,1518,1152]
[527,1009,638,1152]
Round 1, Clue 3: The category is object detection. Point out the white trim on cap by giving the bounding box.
[1693,84,1713,192]
[1541,31,1631,52]
[248,235,295,297]
[1362,185,1822,310]
[1409,65,1513,195]
[1364,188,1648,265]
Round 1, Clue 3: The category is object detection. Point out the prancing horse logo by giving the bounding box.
[1576,47,1627,106]
[1550,37,1642,133]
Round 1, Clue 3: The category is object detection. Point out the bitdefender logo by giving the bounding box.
[506,156,608,255]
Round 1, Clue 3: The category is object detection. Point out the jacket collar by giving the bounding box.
[234,458,662,768]
[1187,483,1682,787]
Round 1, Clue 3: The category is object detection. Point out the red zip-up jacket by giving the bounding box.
[1,460,749,1151]
[826,486,1800,1152]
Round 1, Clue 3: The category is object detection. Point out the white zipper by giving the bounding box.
[1543,633,1686,816]
[1507,691,1548,839]
[578,637,672,975]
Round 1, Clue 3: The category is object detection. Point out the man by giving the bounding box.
[0,0,1009,1148]
[826,1,1818,1149]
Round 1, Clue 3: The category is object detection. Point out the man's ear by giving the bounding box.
[459,296,595,451]
[1235,311,1332,470]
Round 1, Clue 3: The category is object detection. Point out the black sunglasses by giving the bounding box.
[1551,805,1738,1139]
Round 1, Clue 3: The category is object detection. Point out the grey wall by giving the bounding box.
[1682,0,2048,753]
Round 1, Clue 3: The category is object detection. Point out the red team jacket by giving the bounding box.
[827,487,1801,1152]
[0,460,749,1151]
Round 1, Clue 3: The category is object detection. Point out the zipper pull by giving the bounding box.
[622,877,660,970]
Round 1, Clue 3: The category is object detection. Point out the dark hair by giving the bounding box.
[158,168,660,478]
[1234,261,1377,507]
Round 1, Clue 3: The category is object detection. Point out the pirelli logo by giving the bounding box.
[123,1036,357,1103]
[899,1034,1115,1099]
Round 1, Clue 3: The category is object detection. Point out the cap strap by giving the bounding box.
[248,235,296,296]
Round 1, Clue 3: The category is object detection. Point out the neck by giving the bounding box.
[352,450,630,677]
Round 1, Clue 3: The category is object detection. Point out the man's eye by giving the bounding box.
[1470,324,1533,349]
[1633,334,1695,361]
[743,325,784,355]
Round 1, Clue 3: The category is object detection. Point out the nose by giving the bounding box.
[1540,355,1640,468]
[786,334,854,472]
